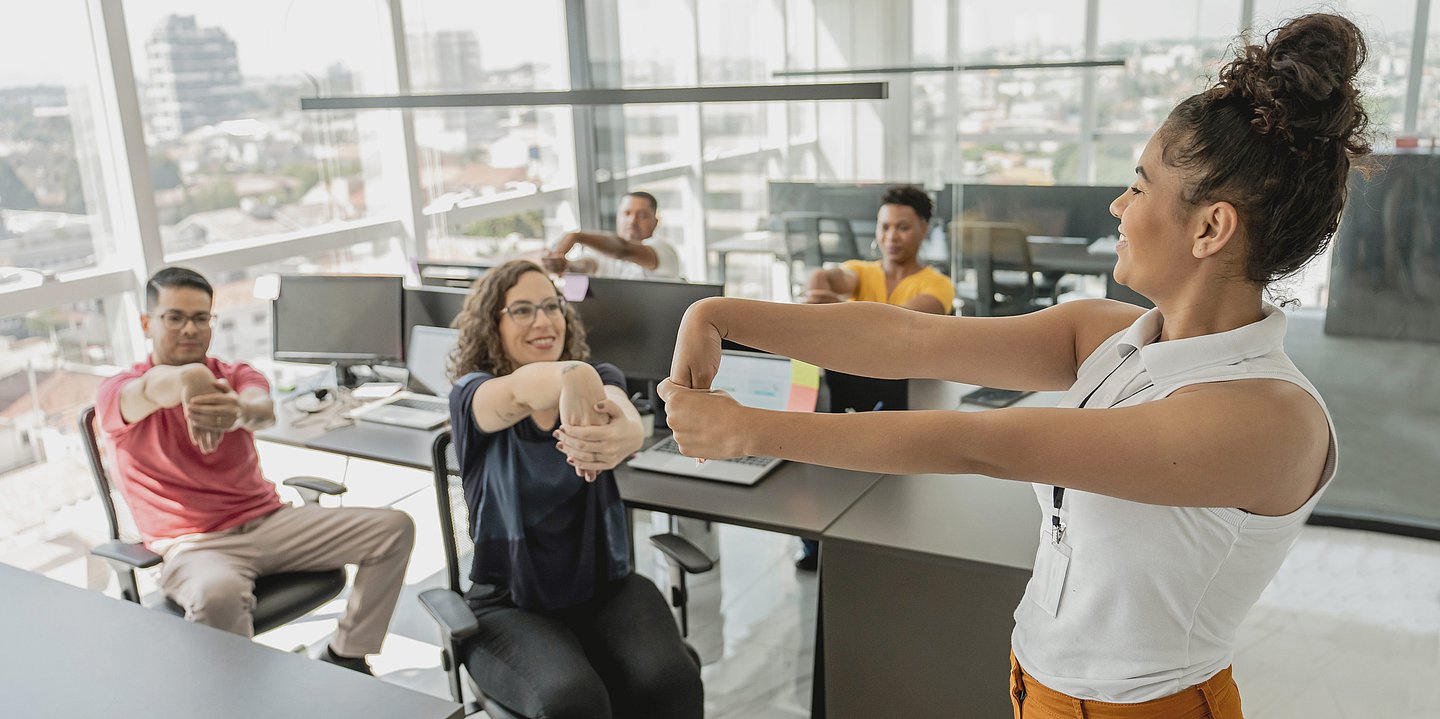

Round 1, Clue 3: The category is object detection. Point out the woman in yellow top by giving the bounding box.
[803,184,954,315]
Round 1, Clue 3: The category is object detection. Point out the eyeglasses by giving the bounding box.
[149,311,217,331]
[499,297,566,326]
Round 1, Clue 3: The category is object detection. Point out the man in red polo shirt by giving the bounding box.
[95,267,414,675]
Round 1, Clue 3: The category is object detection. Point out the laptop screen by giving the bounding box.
[406,325,460,396]
[710,351,819,412]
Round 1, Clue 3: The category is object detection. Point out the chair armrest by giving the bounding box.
[91,540,162,569]
[648,533,714,574]
[282,476,347,496]
[418,588,479,642]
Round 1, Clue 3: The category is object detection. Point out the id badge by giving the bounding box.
[1029,534,1072,617]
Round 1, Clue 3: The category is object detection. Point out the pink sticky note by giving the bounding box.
[561,273,589,302]
[787,385,819,412]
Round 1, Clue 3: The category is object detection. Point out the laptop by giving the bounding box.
[348,325,458,430]
[627,351,820,485]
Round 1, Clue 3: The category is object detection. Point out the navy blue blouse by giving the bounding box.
[449,362,632,611]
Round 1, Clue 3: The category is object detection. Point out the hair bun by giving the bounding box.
[1215,13,1371,157]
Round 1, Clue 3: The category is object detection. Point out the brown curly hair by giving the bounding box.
[1159,13,1371,288]
[448,260,590,380]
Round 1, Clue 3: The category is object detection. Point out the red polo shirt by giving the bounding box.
[95,357,284,545]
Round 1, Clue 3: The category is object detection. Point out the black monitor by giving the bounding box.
[958,184,1125,240]
[404,285,469,336]
[272,274,404,375]
[572,278,724,382]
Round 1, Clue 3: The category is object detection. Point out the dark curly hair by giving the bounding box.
[1160,13,1372,288]
[880,185,933,224]
[448,259,590,380]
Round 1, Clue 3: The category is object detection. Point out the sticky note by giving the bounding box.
[790,360,820,389]
[787,384,819,412]
[560,273,589,302]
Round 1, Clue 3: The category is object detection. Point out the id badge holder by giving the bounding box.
[1029,531,1072,617]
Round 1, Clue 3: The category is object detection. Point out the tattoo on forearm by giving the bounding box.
[560,362,583,374]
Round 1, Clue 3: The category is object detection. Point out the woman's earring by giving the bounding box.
[870,240,879,257]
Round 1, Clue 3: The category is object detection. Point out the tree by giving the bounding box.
[150,155,183,190]
[0,158,38,210]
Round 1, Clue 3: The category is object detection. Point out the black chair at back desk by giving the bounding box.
[952,221,1063,316]
[777,211,864,298]
[417,431,710,718]
[79,405,348,631]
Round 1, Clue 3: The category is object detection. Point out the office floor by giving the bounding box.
[4,441,1437,717]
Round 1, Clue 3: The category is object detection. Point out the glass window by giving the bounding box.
[124,2,397,255]
[0,1,117,275]
[1252,1,1416,138]
[1424,6,1440,139]
[959,1,1086,64]
[0,295,129,584]
[1095,1,1243,133]
[400,0,579,261]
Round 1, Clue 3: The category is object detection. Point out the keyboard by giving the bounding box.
[651,437,775,467]
[389,397,447,411]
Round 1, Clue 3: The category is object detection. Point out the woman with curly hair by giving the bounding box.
[656,13,1369,717]
[446,259,702,719]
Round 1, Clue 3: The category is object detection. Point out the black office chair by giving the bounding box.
[953,221,1063,316]
[417,431,710,718]
[776,211,864,298]
[79,405,348,632]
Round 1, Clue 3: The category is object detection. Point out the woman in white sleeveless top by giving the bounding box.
[637,12,1371,718]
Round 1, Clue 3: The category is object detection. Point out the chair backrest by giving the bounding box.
[958,221,1034,272]
[78,405,125,543]
[778,211,862,266]
[430,431,474,596]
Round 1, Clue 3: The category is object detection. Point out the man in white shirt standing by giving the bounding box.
[542,191,682,280]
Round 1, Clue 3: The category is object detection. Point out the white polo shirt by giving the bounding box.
[1011,303,1338,702]
[582,237,681,280]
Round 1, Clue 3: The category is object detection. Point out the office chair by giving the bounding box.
[418,431,710,718]
[79,406,348,632]
[776,211,863,298]
[952,221,1063,316]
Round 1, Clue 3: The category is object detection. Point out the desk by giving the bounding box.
[708,230,788,285]
[0,562,462,719]
[1028,236,1117,275]
[815,384,1057,717]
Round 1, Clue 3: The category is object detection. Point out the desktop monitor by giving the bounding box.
[959,184,1125,240]
[272,274,404,372]
[404,285,470,337]
[572,277,724,382]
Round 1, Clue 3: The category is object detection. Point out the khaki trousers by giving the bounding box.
[1010,652,1245,719]
[155,504,415,656]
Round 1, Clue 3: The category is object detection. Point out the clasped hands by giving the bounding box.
[553,395,642,483]
[655,323,750,461]
[180,370,242,454]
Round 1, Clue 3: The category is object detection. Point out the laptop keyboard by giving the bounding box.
[651,437,774,466]
[389,397,447,411]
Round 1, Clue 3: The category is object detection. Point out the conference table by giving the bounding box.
[256,380,1053,718]
[0,562,463,719]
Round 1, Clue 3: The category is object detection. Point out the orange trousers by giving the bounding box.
[1010,653,1245,718]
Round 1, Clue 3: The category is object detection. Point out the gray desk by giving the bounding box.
[0,562,462,719]
[615,459,883,540]
[820,385,1056,717]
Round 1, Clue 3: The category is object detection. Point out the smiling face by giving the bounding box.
[143,286,213,366]
[498,271,567,368]
[616,194,658,242]
[1107,134,1201,299]
[875,203,927,265]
